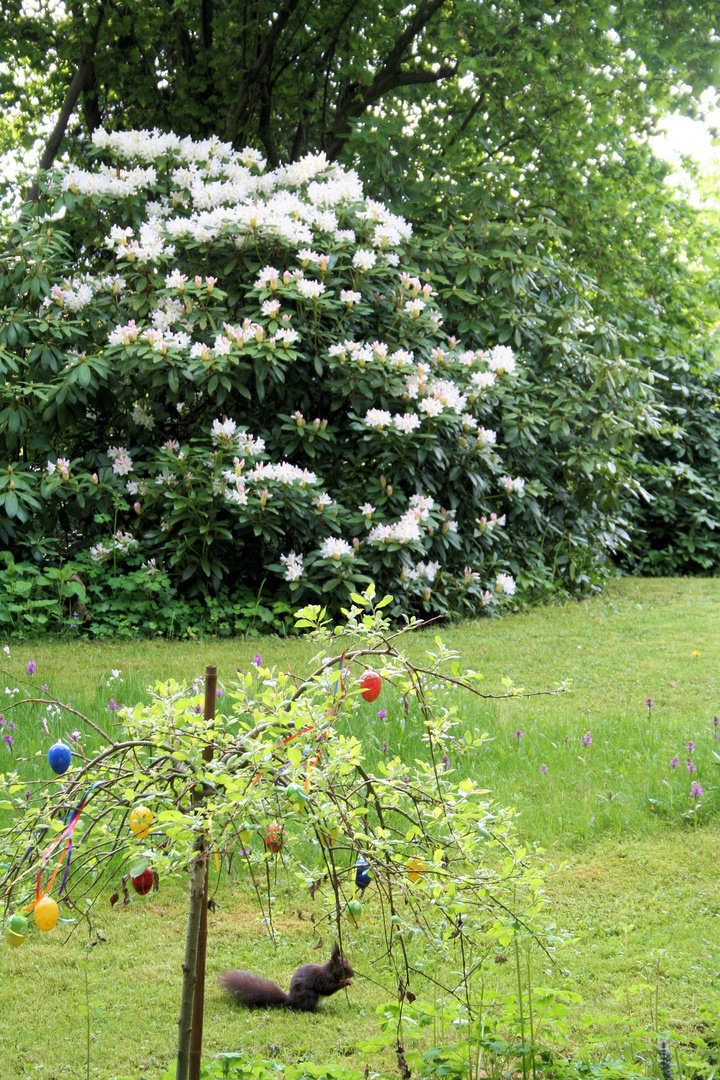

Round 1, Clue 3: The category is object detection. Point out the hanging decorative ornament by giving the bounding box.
[406,857,428,883]
[5,913,28,948]
[131,867,154,896]
[347,899,362,926]
[263,821,284,853]
[34,895,59,932]
[355,856,372,890]
[286,783,308,809]
[129,806,153,839]
[359,670,382,703]
[318,826,340,849]
[48,741,72,775]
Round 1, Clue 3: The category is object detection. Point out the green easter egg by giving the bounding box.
[9,914,27,936]
[286,783,307,803]
[347,899,362,918]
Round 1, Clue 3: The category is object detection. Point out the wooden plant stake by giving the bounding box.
[177,664,217,1080]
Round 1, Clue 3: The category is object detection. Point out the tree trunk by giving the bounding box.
[176,844,208,1080]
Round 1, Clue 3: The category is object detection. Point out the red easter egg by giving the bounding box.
[264,821,284,853]
[131,868,154,895]
[359,670,382,703]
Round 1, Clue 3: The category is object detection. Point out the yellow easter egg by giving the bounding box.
[34,896,59,932]
[130,806,153,839]
[406,857,427,883]
[5,929,25,948]
[318,826,340,849]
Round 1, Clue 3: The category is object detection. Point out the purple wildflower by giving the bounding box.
[686,740,695,752]
[686,757,697,773]
[27,660,36,676]
[0,715,4,728]
[582,732,592,747]
[194,704,202,714]
[3,734,12,748]
[540,763,548,775]
[378,708,387,720]
[216,688,223,698]
[670,755,679,769]
[381,741,388,755]
[514,730,523,741]
[714,716,719,728]
[646,697,655,713]
[441,752,450,771]
[252,653,262,667]
[691,781,703,798]
[70,729,81,742]
[108,699,118,711]
[41,684,48,693]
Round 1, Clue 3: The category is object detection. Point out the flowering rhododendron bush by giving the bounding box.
[0,129,535,627]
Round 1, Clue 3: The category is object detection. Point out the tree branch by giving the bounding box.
[27,3,105,201]
[227,0,302,146]
[324,0,452,159]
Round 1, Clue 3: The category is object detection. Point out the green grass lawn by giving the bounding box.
[2,578,720,1080]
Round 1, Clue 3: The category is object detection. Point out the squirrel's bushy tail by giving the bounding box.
[219,970,290,1007]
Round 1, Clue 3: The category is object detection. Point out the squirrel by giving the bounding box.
[219,943,353,1011]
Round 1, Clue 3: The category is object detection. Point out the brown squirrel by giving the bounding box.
[219,943,353,1011]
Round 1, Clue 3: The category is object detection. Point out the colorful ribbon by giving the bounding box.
[23,782,99,912]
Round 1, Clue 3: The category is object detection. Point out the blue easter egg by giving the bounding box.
[48,741,72,775]
[355,856,371,890]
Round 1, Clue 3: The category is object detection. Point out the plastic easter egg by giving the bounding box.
[129,806,153,839]
[131,867,154,895]
[5,929,25,948]
[286,782,307,805]
[355,857,372,890]
[406,857,428,883]
[34,895,59,932]
[359,670,382,703]
[264,821,283,853]
[9,914,27,936]
[318,826,340,848]
[347,899,362,926]
[48,741,72,775]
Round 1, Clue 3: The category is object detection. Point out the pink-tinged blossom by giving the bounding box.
[686,757,697,773]
[27,660,36,676]
[669,755,679,769]
[540,763,548,775]
[582,732,592,747]
[691,781,703,798]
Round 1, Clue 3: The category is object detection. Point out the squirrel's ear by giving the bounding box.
[330,942,341,961]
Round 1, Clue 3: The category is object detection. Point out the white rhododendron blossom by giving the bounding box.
[320,537,354,560]
[393,412,421,434]
[364,409,393,429]
[495,572,516,596]
[352,249,376,271]
[28,129,528,619]
[280,551,304,581]
[368,510,424,545]
[500,476,526,495]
